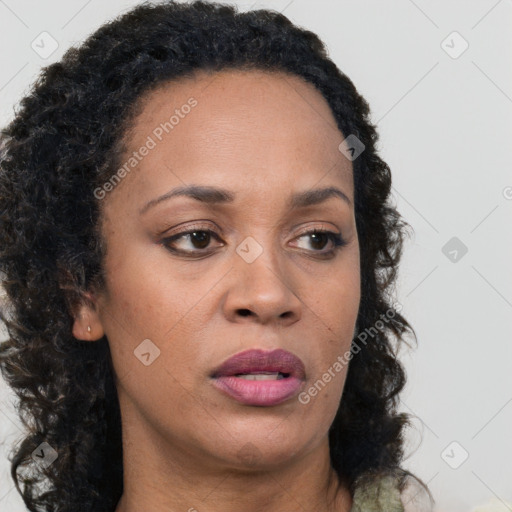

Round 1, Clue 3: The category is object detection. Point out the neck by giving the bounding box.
[113,399,352,512]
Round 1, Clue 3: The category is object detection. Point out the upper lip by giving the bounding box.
[211,348,306,379]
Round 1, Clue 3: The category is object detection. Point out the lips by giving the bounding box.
[210,348,306,406]
[210,348,306,380]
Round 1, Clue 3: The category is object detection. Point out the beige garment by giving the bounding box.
[350,472,434,512]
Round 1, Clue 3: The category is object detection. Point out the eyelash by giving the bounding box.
[159,224,348,259]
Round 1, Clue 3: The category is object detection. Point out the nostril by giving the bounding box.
[237,309,252,317]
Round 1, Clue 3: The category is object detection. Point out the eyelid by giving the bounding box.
[157,220,221,238]
[293,223,339,237]
[159,221,341,241]
[159,221,347,258]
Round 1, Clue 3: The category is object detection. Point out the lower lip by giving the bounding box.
[211,375,304,406]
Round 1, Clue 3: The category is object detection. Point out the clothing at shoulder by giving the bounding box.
[350,473,404,512]
[349,471,434,512]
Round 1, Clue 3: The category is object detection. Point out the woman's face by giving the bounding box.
[82,69,360,471]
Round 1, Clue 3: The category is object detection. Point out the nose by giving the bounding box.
[221,238,302,326]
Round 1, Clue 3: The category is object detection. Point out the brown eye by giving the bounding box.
[160,225,347,259]
[161,228,224,255]
[305,231,330,251]
[186,230,211,249]
[293,229,347,254]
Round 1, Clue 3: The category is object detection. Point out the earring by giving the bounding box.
[87,325,91,333]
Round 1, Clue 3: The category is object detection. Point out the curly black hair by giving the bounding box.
[0,1,433,510]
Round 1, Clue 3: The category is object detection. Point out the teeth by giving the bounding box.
[236,372,285,381]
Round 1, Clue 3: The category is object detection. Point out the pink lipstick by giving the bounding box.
[210,348,306,406]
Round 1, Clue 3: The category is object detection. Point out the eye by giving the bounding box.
[159,224,347,258]
[160,225,224,256]
[292,227,348,257]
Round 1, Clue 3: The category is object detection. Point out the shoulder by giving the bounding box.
[399,474,435,512]
[349,469,434,512]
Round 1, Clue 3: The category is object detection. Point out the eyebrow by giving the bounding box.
[139,184,351,215]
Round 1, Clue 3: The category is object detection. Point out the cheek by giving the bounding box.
[100,263,210,435]
[307,252,360,342]
[298,256,360,417]
[99,240,228,398]
[100,238,198,341]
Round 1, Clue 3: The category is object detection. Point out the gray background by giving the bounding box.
[1,1,511,510]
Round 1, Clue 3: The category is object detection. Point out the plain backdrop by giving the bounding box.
[0,1,511,511]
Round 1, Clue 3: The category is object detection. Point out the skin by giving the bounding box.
[73,69,360,512]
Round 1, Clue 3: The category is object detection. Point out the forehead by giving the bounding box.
[132,68,339,128]
[107,68,353,210]
[125,67,346,161]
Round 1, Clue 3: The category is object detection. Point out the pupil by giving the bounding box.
[311,232,327,250]
[192,231,210,249]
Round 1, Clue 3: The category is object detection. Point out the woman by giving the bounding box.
[0,1,434,510]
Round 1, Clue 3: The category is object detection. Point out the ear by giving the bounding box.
[71,291,105,341]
